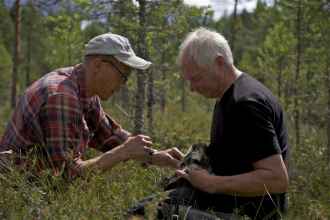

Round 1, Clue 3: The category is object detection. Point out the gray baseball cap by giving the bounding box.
[84,33,151,70]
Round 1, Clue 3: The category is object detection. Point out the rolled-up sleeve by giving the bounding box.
[85,97,130,152]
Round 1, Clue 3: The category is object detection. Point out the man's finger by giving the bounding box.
[136,134,152,140]
[169,148,184,160]
[167,157,181,169]
[143,146,155,154]
[175,169,190,181]
[142,140,153,146]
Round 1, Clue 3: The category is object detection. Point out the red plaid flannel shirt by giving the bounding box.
[0,64,129,178]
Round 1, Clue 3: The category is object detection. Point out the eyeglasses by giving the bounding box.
[102,59,130,83]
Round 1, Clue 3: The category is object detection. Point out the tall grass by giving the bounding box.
[0,103,329,219]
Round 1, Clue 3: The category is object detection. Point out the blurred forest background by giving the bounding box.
[0,0,329,219]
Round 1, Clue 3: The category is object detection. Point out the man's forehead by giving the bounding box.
[182,60,204,74]
[118,61,131,71]
[111,57,131,72]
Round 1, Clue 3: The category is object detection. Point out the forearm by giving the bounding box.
[78,135,153,175]
[209,169,288,197]
[80,145,128,172]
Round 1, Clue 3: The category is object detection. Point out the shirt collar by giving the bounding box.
[72,64,92,112]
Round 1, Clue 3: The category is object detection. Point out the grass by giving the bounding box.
[0,103,329,219]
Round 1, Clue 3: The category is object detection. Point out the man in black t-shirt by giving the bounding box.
[175,27,289,219]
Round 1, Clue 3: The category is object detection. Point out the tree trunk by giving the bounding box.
[11,0,21,108]
[135,73,146,134]
[120,85,130,111]
[67,20,73,65]
[327,60,330,164]
[26,6,32,88]
[160,66,166,113]
[134,0,148,134]
[155,38,167,113]
[277,59,283,99]
[294,0,302,148]
[230,0,239,53]
[144,6,154,134]
[181,77,186,112]
[146,67,154,135]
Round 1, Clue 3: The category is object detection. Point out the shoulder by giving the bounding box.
[232,74,269,100]
[23,67,81,109]
[30,66,79,98]
[232,73,280,111]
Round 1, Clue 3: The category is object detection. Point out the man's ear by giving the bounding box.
[214,54,225,67]
[91,57,102,73]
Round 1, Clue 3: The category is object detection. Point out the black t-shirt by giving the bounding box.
[197,73,289,219]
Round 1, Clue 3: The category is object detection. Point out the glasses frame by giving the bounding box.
[102,59,129,83]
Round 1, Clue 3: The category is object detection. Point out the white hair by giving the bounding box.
[177,27,233,68]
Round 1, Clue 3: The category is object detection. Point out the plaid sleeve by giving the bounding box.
[86,97,130,152]
[39,93,84,179]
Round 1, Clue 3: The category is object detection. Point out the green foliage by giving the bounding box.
[1,103,329,219]
[153,104,212,149]
[43,10,85,69]
[0,1,14,52]
[0,43,12,106]
[0,101,212,219]
[82,21,107,40]
[288,127,330,219]
[0,0,329,219]
[0,161,162,219]
[254,21,296,103]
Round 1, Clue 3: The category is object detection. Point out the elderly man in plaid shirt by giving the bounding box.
[0,33,183,179]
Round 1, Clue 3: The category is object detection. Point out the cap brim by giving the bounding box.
[114,54,151,70]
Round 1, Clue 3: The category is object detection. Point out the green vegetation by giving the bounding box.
[0,0,329,219]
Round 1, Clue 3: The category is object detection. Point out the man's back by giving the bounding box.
[0,66,79,151]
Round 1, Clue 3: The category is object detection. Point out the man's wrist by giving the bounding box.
[142,150,156,167]
[96,146,128,170]
[117,144,130,162]
[206,174,220,194]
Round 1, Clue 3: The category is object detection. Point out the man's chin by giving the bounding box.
[200,90,223,99]
[198,92,212,98]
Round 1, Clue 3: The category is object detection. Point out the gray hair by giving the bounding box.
[177,27,233,68]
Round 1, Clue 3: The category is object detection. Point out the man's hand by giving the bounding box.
[121,135,154,161]
[176,168,215,193]
[151,147,184,169]
[81,135,154,172]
